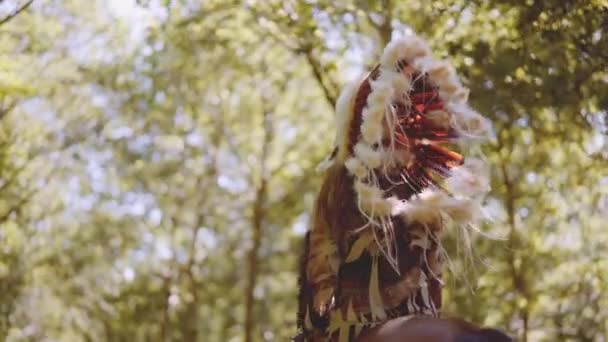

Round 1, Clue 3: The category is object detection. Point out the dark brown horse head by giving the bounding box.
[357,316,512,342]
[456,329,513,342]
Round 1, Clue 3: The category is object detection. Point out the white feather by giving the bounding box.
[393,189,478,224]
[446,102,493,138]
[361,118,384,144]
[435,73,462,95]
[367,79,393,109]
[345,157,368,178]
[447,158,491,196]
[361,99,386,144]
[354,180,385,199]
[426,60,456,82]
[315,154,335,173]
[334,79,361,162]
[382,69,411,96]
[354,181,394,217]
[381,35,433,69]
[354,142,382,169]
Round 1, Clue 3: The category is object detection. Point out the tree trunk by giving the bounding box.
[244,110,273,342]
[497,133,530,342]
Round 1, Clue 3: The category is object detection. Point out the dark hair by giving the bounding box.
[455,328,513,342]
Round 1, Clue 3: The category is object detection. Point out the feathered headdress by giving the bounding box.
[298,32,492,342]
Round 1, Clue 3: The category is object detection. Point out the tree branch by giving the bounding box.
[495,129,530,342]
[365,0,393,47]
[0,188,36,224]
[303,49,337,108]
[0,0,34,27]
[0,100,16,122]
[244,4,338,109]
[244,103,274,342]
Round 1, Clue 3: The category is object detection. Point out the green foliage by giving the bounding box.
[0,1,606,341]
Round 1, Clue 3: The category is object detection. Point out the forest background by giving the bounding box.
[0,0,607,341]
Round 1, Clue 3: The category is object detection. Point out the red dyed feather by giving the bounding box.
[350,59,463,197]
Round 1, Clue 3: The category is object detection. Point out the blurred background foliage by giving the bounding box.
[0,0,606,341]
